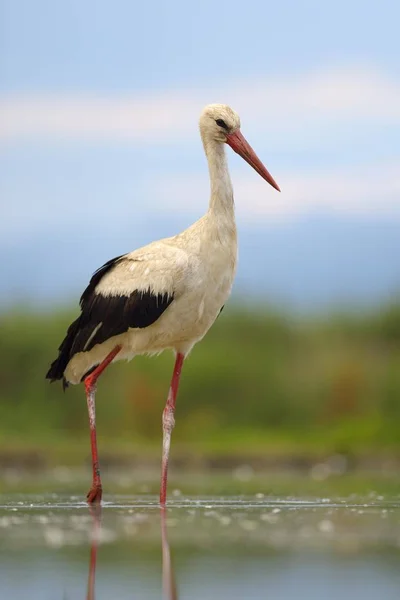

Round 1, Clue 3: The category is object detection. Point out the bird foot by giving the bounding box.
[86,485,102,504]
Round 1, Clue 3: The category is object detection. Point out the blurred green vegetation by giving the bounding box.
[0,300,399,464]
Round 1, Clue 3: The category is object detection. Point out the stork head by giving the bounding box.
[199,103,280,192]
[199,104,241,142]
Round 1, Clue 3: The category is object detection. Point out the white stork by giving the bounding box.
[46,104,280,505]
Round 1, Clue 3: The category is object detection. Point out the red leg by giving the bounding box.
[84,345,122,504]
[160,352,185,506]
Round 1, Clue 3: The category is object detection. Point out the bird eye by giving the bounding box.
[215,118,228,129]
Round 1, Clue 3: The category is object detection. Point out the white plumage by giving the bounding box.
[46,103,280,505]
[65,217,237,383]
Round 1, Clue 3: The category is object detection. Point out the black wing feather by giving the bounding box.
[79,254,125,308]
[46,254,174,385]
[70,289,173,353]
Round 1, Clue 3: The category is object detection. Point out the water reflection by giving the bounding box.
[1,493,400,599]
[86,506,101,600]
[86,505,178,599]
[161,507,178,600]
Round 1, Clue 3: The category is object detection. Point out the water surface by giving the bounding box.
[1,492,399,599]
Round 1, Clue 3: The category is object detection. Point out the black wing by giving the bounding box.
[79,254,126,308]
[46,254,174,385]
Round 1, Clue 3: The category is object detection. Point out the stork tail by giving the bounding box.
[45,316,82,388]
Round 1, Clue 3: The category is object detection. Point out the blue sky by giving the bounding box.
[1,0,399,310]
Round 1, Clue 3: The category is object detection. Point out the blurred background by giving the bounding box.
[1,0,400,488]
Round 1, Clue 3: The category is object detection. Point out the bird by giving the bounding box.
[46,103,280,506]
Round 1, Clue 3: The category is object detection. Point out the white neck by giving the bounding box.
[203,138,235,223]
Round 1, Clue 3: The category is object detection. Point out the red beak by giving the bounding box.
[226,130,281,192]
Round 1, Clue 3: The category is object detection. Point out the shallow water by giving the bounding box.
[1,493,400,599]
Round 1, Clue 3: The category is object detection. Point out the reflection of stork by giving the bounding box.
[46,104,280,505]
[161,508,178,600]
[86,506,101,600]
[84,505,178,599]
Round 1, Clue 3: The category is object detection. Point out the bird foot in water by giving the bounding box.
[86,485,102,504]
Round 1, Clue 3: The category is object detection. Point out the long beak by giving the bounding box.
[226,130,281,192]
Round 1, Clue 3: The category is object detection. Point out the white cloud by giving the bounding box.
[1,66,399,143]
[1,159,399,246]
[149,161,400,223]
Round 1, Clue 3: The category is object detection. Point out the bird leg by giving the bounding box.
[160,352,185,506]
[84,344,122,504]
